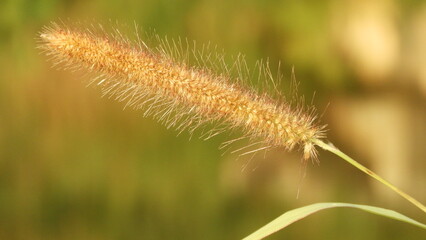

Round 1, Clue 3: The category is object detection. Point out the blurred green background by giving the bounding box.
[1,0,426,239]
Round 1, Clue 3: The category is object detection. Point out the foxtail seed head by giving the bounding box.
[39,23,325,162]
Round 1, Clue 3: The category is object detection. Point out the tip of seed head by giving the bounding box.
[40,33,49,39]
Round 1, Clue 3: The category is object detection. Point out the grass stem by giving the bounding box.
[313,139,426,214]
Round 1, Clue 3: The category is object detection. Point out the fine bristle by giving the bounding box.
[38,22,326,162]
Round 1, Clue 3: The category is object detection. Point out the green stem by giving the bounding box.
[313,139,426,214]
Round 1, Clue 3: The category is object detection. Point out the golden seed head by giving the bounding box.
[39,23,326,161]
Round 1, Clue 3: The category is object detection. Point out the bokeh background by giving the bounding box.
[1,0,426,239]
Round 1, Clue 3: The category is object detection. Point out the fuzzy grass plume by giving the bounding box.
[38,22,325,162]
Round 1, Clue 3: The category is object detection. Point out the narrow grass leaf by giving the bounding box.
[243,202,426,240]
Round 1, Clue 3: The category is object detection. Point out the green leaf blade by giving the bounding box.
[243,202,426,240]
